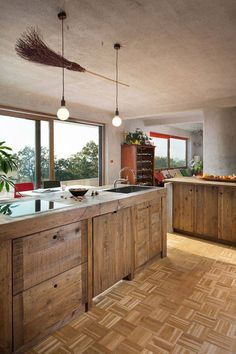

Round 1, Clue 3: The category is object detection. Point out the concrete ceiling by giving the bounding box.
[1,0,236,122]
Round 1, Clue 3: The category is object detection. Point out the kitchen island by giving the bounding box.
[166,176,236,245]
[0,185,166,354]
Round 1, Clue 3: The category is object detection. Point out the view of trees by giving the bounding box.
[155,156,186,169]
[13,141,99,183]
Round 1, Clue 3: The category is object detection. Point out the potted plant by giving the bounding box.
[0,141,17,192]
[124,128,152,145]
[190,156,203,176]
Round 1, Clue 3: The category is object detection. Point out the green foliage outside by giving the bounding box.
[155,156,186,169]
[13,141,99,183]
[0,141,17,192]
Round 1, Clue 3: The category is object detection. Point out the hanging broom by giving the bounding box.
[15,27,129,87]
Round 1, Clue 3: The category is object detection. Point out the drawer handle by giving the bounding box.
[52,232,64,241]
[54,284,58,288]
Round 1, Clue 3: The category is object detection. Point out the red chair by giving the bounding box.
[14,182,34,198]
[154,171,165,187]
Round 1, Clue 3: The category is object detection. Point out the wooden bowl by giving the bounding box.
[69,188,88,197]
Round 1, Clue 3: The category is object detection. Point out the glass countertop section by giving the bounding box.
[0,199,70,218]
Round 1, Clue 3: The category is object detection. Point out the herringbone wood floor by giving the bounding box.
[28,234,236,354]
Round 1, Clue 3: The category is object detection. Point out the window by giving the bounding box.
[0,115,36,183]
[0,113,104,188]
[54,121,100,185]
[150,132,187,169]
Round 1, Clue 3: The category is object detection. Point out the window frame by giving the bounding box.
[150,131,188,170]
[0,106,105,187]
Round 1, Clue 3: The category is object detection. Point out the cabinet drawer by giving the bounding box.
[13,264,87,351]
[13,221,88,294]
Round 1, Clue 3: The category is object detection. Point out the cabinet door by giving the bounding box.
[149,198,162,259]
[134,202,150,268]
[218,187,236,242]
[13,264,87,351]
[195,185,218,238]
[13,221,88,294]
[93,208,132,297]
[173,183,194,233]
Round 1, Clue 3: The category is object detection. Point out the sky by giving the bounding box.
[0,115,99,158]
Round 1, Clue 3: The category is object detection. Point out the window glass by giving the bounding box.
[54,121,99,185]
[170,138,186,167]
[152,137,168,169]
[0,115,36,184]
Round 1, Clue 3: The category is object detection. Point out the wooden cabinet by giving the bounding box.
[93,208,133,297]
[134,198,162,269]
[121,144,155,185]
[218,187,236,242]
[195,185,218,238]
[12,220,89,352]
[172,182,236,245]
[13,264,87,351]
[173,183,195,233]
[13,221,88,294]
[134,202,150,268]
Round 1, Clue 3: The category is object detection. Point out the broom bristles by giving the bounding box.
[15,27,86,72]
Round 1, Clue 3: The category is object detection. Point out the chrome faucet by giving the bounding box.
[113,167,136,188]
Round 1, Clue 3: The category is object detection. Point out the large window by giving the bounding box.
[150,132,187,169]
[0,115,37,183]
[54,121,100,184]
[0,113,103,188]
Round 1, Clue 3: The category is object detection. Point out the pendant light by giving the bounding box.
[57,11,69,120]
[112,43,122,127]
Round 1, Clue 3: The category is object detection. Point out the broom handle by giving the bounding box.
[85,69,130,87]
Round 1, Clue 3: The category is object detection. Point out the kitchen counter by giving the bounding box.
[165,176,236,187]
[0,185,165,240]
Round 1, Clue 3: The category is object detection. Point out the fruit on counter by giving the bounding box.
[202,173,236,181]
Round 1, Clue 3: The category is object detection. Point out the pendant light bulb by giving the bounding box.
[112,109,122,127]
[112,43,122,127]
[57,11,69,120]
[57,104,69,120]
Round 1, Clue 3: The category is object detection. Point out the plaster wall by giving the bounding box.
[203,107,236,175]
[191,130,203,160]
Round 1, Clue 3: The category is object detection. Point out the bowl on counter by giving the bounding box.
[69,188,88,197]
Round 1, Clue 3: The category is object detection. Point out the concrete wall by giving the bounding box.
[204,107,236,175]
[191,129,203,160]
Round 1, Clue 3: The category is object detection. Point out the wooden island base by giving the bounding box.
[0,188,166,353]
[166,177,236,246]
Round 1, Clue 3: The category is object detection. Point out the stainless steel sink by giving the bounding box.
[104,185,155,194]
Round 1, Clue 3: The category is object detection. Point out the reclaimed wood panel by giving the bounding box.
[149,198,162,259]
[195,185,218,238]
[13,221,88,294]
[93,208,132,297]
[173,183,195,233]
[0,240,12,354]
[218,187,236,242]
[13,264,87,351]
[134,202,150,268]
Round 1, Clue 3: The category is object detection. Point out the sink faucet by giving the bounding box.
[113,167,136,188]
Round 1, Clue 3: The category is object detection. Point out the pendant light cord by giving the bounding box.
[62,16,65,101]
[116,48,118,112]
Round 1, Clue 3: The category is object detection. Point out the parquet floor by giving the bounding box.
[28,234,236,354]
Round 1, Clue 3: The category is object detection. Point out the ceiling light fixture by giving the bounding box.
[57,11,69,121]
[112,43,122,127]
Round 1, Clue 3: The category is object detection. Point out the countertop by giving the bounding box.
[165,176,236,187]
[0,184,166,240]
